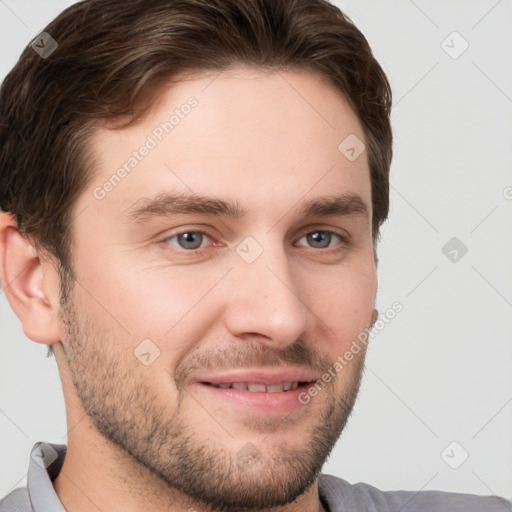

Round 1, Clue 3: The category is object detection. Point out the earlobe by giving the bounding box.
[0,212,61,345]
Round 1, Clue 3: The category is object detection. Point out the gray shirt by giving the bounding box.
[1,442,511,511]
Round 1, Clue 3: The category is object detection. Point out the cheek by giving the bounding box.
[301,279,375,385]
[75,248,228,364]
[303,261,376,340]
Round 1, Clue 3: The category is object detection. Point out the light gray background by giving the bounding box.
[1,0,511,500]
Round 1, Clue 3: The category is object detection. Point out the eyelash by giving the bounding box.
[161,228,350,256]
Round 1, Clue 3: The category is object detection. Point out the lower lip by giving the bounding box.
[193,383,312,416]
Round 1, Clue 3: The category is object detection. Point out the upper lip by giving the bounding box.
[195,368,321,386]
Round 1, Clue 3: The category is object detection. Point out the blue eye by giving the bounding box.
[296,230,347,250]
[165,231,210,251]
[163,228,348,255]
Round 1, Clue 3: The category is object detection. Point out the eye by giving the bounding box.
[296,230,348,250]
[162,228,349,255]
[164,231,212,251]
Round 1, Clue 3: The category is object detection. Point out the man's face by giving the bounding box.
[58,66,377,510]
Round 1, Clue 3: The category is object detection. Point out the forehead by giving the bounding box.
[80,66,371,224]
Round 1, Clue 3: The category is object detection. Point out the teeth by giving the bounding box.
[266,384,284,393]
[248,383,267,392]
[210,382,301,392]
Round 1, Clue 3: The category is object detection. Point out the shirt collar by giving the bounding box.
[28,442,67,512]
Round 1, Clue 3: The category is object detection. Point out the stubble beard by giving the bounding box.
[59,280,367,512]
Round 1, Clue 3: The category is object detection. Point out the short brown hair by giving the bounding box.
[0,0,392,287]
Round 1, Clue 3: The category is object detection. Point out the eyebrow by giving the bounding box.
[123,191,369,225]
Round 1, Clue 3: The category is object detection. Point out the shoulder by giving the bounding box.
[318,473,512,512]
[0,487,31,512]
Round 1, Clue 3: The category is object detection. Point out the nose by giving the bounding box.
[221,240,313,349]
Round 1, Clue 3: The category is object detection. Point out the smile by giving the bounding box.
[203,381,303,392]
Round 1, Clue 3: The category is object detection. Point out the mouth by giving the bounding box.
[192,369,319,416]
[201,381,309,392]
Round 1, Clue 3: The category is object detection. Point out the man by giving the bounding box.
[0,0,510,511]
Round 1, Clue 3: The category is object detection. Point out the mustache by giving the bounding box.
[173,309,377,388]
[173,339,333,388]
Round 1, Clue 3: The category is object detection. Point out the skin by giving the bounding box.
[0,66,378,512]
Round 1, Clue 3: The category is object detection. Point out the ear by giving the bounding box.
[370,308,378,329]
[0,212,62,345]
